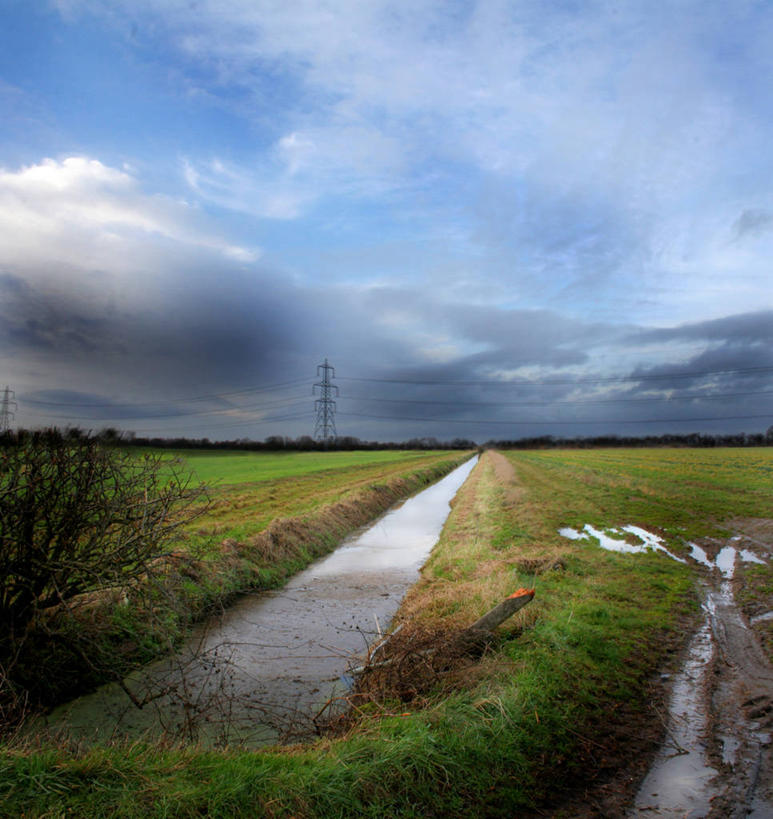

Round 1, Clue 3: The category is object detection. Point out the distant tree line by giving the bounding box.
[485,429,773,449]
[3,426,773,452]
[3,427,479,452]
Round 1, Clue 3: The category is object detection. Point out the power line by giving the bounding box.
[108,410,317,436]
[22,394,311,422]
[340,388,773,409]
[338,365,773,388]
[339,411,773,427]
[26,385,773,423]
[22,378,312,408]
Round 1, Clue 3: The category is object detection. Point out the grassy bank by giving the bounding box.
[4,449,470,712]
[4,448,772,816]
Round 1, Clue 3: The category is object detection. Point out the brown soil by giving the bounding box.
[555,519,773,818]
[727,517,773,550]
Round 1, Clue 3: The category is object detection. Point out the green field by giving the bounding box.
[3,447,772,817]
[162,449,451,488]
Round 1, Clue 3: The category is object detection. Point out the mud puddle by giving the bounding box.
[629,537,773,818]
[41,456,478,747]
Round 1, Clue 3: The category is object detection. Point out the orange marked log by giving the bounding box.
[507,587,536,599]
[468,589,536,633]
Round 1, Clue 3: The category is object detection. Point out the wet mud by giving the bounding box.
[558,521,773,816]
[629,527,773,818]
[40,457,478,747]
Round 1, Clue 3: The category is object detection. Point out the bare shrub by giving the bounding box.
[0,429,206,718]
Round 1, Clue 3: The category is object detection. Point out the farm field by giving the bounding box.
[3,447,773,817]
[161,448,452,488]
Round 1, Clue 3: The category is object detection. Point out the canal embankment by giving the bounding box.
[39,456,479,747]
[3,450,472,725]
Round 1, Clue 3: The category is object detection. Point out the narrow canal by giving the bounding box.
[43,456,478,747]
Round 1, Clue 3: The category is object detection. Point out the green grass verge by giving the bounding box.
[3,448,771,817]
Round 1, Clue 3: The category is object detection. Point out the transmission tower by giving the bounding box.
[313,359,338,444]
[0,386,17,434]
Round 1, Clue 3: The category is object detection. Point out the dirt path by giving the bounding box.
[630,526,773,818]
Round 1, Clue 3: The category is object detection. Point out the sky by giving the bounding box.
[1,0,772,443]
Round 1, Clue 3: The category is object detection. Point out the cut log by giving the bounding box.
[466,588,535,634]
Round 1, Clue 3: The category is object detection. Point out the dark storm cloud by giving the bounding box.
[22,389,195,421]
[1,265,308,395]
[627,310,773,346]
[0,272,113,354]
[7,259,772,440]
[330,299,773,440]
[599,311,773,436]
[629,344,773,390]
[354,287,628,372]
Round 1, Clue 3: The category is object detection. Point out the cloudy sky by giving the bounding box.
[1,0,772,442]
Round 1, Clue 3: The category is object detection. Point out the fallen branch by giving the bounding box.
[352,590,536,676]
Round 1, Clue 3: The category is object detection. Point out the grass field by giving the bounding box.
[162,449,451,488]
[3,447,772,817]
[506,447,773,542]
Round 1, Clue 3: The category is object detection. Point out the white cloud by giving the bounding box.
[182,155,309,219]
[0,157,260,285]
[277,132,316,175]
[182,119,408,218]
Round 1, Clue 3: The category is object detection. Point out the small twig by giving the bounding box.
[652,703,689,756]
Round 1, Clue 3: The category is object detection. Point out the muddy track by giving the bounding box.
[630,526,773,818]
[706,575,773,818]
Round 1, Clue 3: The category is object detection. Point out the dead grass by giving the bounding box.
[322,623,513,739]
[399,451,544,630]
[488,449,525,507]
[322,451,547,727]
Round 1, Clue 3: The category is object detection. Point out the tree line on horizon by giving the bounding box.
[3,426,773,451]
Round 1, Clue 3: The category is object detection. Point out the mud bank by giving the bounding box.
[40,457,478,747]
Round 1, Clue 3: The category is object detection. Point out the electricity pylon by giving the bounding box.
[0,386,17,434]
[313,359,338,444]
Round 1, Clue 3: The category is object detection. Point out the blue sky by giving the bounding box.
[1,0,772,442]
